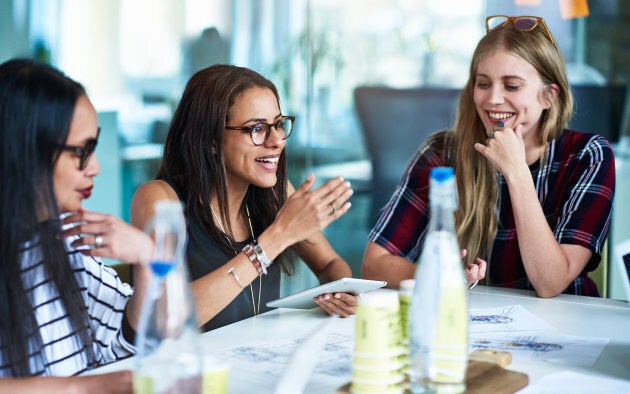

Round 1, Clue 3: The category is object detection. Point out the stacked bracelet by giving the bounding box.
[243,243,267,275]
[242,240,273,276]
[252,239,273,269]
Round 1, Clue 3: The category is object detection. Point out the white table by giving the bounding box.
[93,286,630,393]
[469,287,630,385]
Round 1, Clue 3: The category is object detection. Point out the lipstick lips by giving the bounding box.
[79,186,93,199]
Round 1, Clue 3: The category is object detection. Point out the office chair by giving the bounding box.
[354,86,460,226]
[569,84,627,143]
[614,239,630,302]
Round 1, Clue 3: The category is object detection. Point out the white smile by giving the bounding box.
[488,112,514,120]
[255,157,279,164]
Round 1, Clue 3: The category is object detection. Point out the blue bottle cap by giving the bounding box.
[430,167,454,182]
[429,167,457,210]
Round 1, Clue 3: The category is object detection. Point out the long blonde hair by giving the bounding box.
[453,21,573,264]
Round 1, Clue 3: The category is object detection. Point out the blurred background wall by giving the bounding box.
[1,0,628,299]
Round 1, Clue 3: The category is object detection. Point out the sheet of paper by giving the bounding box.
[517,370,630,393]
[215,331,354,393]
[274,315,339,394]
[469,304,556,333]
[469,332,609,366]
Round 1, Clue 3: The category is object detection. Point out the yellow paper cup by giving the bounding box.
[353,347,406,368]
[398,279,415,345]
[352,362,405,381]
[354,290,401,353]
[350,375,405,394]
[202,356,230,394]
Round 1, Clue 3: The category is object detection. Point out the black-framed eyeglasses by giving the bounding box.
[485,15,555,45]
[58,127,100,170]
[225,116,295,146]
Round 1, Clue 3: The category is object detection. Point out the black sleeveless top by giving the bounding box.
[162,178,281,332]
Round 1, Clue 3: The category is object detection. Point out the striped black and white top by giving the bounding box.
[0,239,135,377]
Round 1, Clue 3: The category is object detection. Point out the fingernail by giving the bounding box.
[62,221,87,231]
[324,295,331,301]
[59,211,77,220]
[334,293,341,299]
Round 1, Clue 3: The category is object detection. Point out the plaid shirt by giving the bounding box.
[369,130,615,296]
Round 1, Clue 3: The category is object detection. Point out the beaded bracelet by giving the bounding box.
[243,243,267,275]
[227,267,246,289]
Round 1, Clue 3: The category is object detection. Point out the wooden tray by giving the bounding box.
[337,349,528,394]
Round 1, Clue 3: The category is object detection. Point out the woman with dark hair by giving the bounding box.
[131,64,355,331]
[0,58,152,391]
[362,15,615,298]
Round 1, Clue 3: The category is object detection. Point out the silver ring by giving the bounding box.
[330,203,336,215]
[94,234,104,248]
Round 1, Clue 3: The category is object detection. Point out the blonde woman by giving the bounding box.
[362,15,615,298]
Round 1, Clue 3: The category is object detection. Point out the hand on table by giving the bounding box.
[314,292,357,318]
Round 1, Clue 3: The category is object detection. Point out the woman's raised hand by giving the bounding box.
[62,209,153,265]
[273,173,353,245]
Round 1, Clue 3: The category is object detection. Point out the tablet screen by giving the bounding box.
[266,277,387,309]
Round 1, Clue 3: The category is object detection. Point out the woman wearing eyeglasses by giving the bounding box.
[362,15,615,298]
[0,58,153,391]
[131,64,356,331]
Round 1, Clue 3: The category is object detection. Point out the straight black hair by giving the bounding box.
[0,58,97,376]
[157,64,296,273]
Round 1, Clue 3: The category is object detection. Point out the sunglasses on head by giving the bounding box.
[485,15,555,45]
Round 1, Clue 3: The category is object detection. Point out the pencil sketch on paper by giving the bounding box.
[218,332,354,380]
[468,332,609,366]
[469,304,519,326]
[469,313,514,325]
[472,336,563,354]
[468,304,556,333]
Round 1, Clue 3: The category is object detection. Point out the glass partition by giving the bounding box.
[3,0,628,297]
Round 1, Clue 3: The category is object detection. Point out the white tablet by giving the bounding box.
[266,277,387,309]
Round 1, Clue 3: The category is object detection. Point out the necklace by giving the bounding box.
[210,204,262,316]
